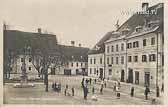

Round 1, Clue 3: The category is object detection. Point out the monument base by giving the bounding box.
[13,83,35,88]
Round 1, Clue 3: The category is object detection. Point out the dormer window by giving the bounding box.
[147,20,159,28]
[122,28,130,35]
[135,26,142,32]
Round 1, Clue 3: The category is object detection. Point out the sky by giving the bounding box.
[0,0,164,48]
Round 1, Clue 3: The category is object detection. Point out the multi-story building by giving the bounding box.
[88,31,113,79]
[104,3,164,88]
[4,28,59,80]
[58,44,89,75]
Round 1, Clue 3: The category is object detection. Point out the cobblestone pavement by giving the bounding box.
[3,75,163,105]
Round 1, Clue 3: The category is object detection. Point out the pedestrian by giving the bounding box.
[72,87,75,96]
[104,81,107,88]
[95,78,97,84]
[161,83,164,92]
[90,78,92,85]
[100,84,103,94]
[84,86,88,100]
[130,86,134,97]
[117,80,120,87]
[92,86,95,94]
[144,86,150,100]
[113,83,117,92]
[81,79,84,88]
[64,84,68,96]
[116,86,120,99]
[156,86,160,97]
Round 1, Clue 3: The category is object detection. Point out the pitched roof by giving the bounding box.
[88,31,114,54]
[4,30,58,55]
[58,45,89,62]
[116,3,163,35]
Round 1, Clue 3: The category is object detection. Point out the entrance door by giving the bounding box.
[135,71,139,84]
[99,68,103,80]
[64,69,71,75]
[128,69,133,83]
[144,72,150,87]
[121,70,125,82]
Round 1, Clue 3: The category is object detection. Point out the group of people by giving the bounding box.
[52,82,61,92]
[113,80,121,99]
[64,84,75,96]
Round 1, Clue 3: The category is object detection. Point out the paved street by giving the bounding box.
[4,75,163,105]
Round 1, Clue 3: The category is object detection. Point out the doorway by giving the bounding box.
[128,69,133,83]
[144,72,150,87]
[121,70,125,82]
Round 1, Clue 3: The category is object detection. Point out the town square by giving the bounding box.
[2,0,164,105]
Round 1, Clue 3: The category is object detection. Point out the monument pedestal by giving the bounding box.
[13,74,35,88]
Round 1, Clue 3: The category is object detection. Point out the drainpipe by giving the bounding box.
[104,51,106,79]
[156,32,159,96]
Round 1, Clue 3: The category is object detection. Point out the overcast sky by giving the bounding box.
[0,0,163,48]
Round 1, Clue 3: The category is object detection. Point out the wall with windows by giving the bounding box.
[88,53,104,78]
[126,32,163,87]
[105,37,126,81]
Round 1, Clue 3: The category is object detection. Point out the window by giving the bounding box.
[121,56,124,64]
[116,57,119,64]
[127,43,132,49]
[128,56,132,62]
[21,58,23,62]
[29,58,32,62]
[107,46,110,53]
[134,56,138,62]
[76,62,78,67]
[111,57,114,64]
[133,41,139,48]
[111,45,114,52]
[94,68,96,74]
[100,57,102,64]
[90,68,92,74]
[90,58,92,64]
[116,44,119,52]
[71,62,73,67]
[94,58,96,64]
[107,57,109,64]
[143,39,146,46]
[29,67,31,71]
[151,37,155,45]
[121,43,124,51]
[109,69,112,75]
[142,55,147,62]
[149,54,156,62]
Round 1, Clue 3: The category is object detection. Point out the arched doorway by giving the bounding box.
[121,70,125,82]
[128,69,133,83]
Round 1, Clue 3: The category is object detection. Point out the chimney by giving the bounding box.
[142,3,149,11]
[71,41,75,46]
[38,28,42,34]
[79,43,81,47]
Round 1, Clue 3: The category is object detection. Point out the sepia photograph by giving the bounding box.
[0,0,165,105]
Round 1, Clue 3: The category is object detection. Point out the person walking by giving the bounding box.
[64,84,68,96]
[113,83,117,94]
[94,78,97,84]
[92,86,95,94]
[100,83,103,94]
[84,86,88,100]
[130,86,134,97]
[81,78,84,88]
[116,86,120,99]
[161,83,164,92]
[144,86,150,100]
[90,78,92,85]
[72,87,75,96]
